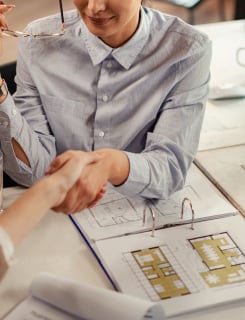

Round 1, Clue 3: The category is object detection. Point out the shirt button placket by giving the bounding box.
[102,95,108,102]
[107,62,113,69]
[99,131,105,138]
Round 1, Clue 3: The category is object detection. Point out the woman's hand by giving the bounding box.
[0,150,103,247]
[47,149,129,214]
[45,150,104,209]
[0,3,15,54]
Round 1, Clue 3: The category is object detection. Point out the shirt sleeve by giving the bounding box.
[0,45,56,187]
[117,41,212,199]
[0,227,14,281]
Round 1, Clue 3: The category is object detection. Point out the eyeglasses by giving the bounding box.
[2,0,65,38]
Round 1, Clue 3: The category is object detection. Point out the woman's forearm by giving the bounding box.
[0,177,58,246]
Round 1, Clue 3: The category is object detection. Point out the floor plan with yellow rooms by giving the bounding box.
[96,215,245,317]
[130,232,245,300]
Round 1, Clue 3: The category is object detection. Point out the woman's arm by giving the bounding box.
[0,151,101,246]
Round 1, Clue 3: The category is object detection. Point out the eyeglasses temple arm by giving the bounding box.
[58,0,65,31]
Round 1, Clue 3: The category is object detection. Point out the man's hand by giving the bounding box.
[46,150,104,209]
[47,149,130,214]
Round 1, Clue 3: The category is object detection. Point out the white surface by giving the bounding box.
[196,20,245,151]
[208,83,245,100]
[96,215,245,319]
[196,20,245,88]
[5,273,164,320]
[196,144,245,215]
[0,188,113,319]
[73,164,236,242]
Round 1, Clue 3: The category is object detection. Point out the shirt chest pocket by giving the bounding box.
[40,94,94,153]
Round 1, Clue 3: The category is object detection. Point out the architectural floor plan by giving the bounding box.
[127,232,245,301]
[96,215,245,317]
[73,165,236,241]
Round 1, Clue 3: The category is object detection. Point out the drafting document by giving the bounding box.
[96,215,245,318]
[4,273,164,320]
[195,144,245,216]
[72,164,236,242]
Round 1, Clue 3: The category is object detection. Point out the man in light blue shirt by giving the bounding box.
[0,0,211,212]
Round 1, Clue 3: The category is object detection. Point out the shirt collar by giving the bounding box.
[81,7,151,70]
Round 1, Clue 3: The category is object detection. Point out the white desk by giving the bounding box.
[196,20,245,151]
[170,20,245,319]
[1,20,245,320]
[0,188,113,319]
[195,20,245,216]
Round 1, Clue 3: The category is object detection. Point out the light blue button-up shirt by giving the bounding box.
[0,7,211,199]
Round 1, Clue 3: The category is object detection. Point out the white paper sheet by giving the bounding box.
[195,144,245,215]
[196,20,245,152]
[198,101,245,151]
[96,215,245,318]
[4,273,164,320]
[73,164,236,242]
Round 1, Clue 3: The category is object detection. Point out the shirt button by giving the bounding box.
[102,95,108,102]
[107,62,112,68]
[12,108,17,116]
[98,131,105,138]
